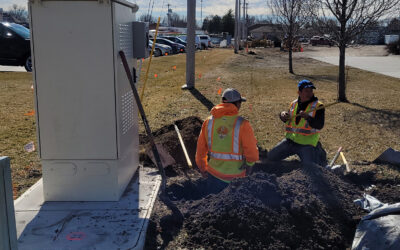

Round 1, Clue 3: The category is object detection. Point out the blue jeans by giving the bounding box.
[268,139,327,167]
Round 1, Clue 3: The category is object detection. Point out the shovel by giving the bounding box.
[119,51,183,220]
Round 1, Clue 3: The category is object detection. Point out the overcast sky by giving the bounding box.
[0,0,271,23]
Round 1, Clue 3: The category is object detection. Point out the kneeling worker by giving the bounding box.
[268,80,327,167]
[196,88,259,193]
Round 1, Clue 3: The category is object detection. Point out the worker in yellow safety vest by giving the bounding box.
[268,80,327,167]
[196,88,259,193]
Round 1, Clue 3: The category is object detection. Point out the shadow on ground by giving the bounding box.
[189,88,215,111]
[345,102,400,131]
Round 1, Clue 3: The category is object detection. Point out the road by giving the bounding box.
[298,45,400,79]
[308,56,400,79]
[0,66,27,72]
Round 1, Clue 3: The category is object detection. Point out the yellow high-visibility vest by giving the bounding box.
[206,115,246,182]
[285,99,322,147]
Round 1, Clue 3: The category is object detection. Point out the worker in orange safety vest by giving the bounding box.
[196,88,259,193]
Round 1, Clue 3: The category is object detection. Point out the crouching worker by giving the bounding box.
[268,80,327,167]
[196,88,259,193]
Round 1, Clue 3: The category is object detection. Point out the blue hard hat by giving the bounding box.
[298,79,316,91]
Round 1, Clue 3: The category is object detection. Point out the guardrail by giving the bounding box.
[0,156,18,250]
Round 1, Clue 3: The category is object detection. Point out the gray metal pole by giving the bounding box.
[182,0,196,89]
[234,0,238,53]
[200,0,203,27]
[0,157,18,250]
[238,0,241,43]
[243,0,246,39]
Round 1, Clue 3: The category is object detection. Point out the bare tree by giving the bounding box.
[170,13,187,27]
[139,14,156,23]
[7,4,28,23]
[315,0,400,102]
[268,0,314,74]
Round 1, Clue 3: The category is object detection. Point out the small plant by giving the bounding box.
[386,39,400,55]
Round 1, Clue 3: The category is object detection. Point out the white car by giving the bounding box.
[198,35,211,50]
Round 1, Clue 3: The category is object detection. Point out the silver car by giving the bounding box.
[148,40,172,57]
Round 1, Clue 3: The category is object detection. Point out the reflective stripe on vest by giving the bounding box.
[285,127,319,134]
[233,117,244,154]
[207,116,213,149]
[207,116,244,160]
[308,100,318,116]
[209,152,243,160]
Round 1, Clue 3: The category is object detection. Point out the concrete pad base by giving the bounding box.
[14,166,161,250]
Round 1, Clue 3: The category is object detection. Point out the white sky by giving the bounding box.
[0,0,272,23]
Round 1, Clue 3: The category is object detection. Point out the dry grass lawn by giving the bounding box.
[1,47,399,197]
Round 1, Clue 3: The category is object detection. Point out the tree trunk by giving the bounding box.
[338,1,348,102]
[288,29,294,74]
[338,43,348,102]
[289,47,294,74]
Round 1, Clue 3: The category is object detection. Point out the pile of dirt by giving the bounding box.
[142,116,398,249]
[179,166,363,249]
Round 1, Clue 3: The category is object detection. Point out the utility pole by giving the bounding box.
[238,0,241,43]
[234,0,239,53]
[167,3,172,26]
[246,2,249,24]
[182,0,196,89]
[243,0,246,40]
[200,0,203,27]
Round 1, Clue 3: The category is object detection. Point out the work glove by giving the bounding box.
[280,111,290,122]
[239,163,253,176]
[299,110,311,119]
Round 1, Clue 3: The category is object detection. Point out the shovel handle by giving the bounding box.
[329,146,342,168]
[174,124,193,168]
[119,50,167,191]
[291,101,338,119]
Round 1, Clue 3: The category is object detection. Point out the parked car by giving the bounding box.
[310,36,335,46]
[155,38,185,54]
[298,36,309,43]
[178,35,201,49]
[148,40,172,57]
[0,22,32,72]
[199,35,211,49]
[210,37,223,47]
[161,36,187,47]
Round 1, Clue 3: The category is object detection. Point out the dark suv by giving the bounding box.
[0,22,32,72]
[310,36,335,46]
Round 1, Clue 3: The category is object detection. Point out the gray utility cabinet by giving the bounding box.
[0,157,18,250]
[29,0,146,201]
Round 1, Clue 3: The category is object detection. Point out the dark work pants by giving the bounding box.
[206,173,229,194]
[268,138,327,167]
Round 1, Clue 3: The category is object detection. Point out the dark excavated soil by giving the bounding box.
[142,116,400,249]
